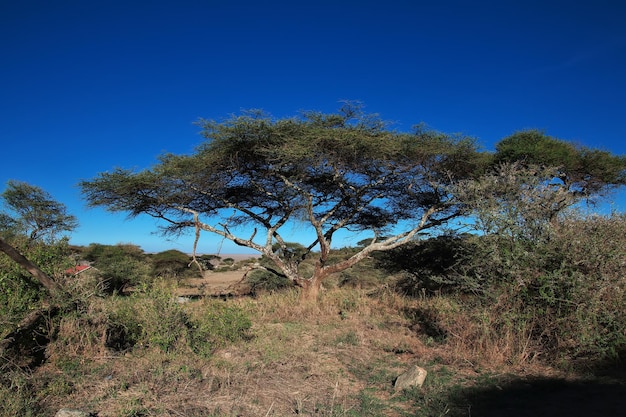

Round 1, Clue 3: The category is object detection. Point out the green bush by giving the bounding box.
[188,301,252,358]
[0,238,71,336]
[245,269,292,293]
[134,286,189,352]
[382,210,626,364]
[105,285,189,352]
[375,235,479,295]
[83,243,151,292]
[465,213,626,362]
[0,273,45,336]
[105,296,144,351]
[106,287,251,357]
[151,249,195,279]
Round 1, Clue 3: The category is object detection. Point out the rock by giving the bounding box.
[394,365,427,390]
[55,409,93,417]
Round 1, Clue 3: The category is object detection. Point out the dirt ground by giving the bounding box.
[176,255,259,297]
[176,270,247,296]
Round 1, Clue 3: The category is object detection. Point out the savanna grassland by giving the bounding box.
[2,212,626,416]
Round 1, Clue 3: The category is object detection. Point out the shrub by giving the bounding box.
[464,212,626,362]
[105,286,252,357]
[104,284,189,352]
[151,249,198,279]
[132,285,190,352]
[188,301,252,358]
[0,238,71,335]
[383,210,626,365]
[245,269,293,294]
[83,243,151,292]
[375,235,479,295]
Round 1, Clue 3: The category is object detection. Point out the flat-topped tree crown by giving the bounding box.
[80,104,484,300]
[494,130,626,196]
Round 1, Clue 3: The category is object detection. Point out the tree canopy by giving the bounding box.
[1,180,78,242]
[80,108,626,300]
[0,180,77,295]
[81,104,484,299]
[494,130,626,197]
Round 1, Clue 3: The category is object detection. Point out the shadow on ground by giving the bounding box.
[445,376,626,417]
[441,357,626,417]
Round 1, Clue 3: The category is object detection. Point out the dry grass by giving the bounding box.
[5,286,583,417]
[24,288,414,416]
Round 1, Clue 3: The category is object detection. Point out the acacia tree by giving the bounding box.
[2,180,78,242]
[493,130,626,215]
[453,131,626,287]
[0,181,78,295]
[80,105,483,299]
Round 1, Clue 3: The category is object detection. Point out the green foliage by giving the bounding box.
[151,249,193,279]
[450,213,626,361]
[494,130,626,196]
[246,269,293,293]
[244,252,297,293]
[385,155,626,365]
[80,104,484,290]
[0,237,72,335]
[455,162,578,240]
[195,254,218,270]
[131,285,189,352]
[82,243,151,292]
[105,296,144,351]
[106,286,252,357]
[1,180,78,242]
[106,285,188,352]
[337,252,387,289]
[0,273,43,336]
[525,214,626,358]
[188,301,252,358]
[376,235,478,295]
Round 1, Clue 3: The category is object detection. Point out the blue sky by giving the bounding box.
[1,0,625,254]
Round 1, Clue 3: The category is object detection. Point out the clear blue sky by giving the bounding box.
[1,0,625,254]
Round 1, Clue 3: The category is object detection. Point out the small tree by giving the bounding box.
[0,181,78,295]
[81,105,484,300]
[0,182,77,360]
[82,243,150,292]
[459,131,626,239]
[494,130,626,207]
[452,132,626,292]
[2,180,78,242]
[151,249,193,279]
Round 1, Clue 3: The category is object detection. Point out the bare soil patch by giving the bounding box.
[177,254,259,297]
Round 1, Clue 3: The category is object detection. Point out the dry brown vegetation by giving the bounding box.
[2,214,626,416]
[5,280,623,417]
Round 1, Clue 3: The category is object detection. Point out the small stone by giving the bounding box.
[55,409,92,417]
[394,365,427,390]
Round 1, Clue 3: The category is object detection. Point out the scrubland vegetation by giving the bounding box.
[1,210,625,416]
[2,108,626,415]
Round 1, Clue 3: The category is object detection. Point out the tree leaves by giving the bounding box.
[1,180,78,242]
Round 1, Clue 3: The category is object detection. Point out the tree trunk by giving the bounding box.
[299,276,323,301]
[0,236,63,295]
